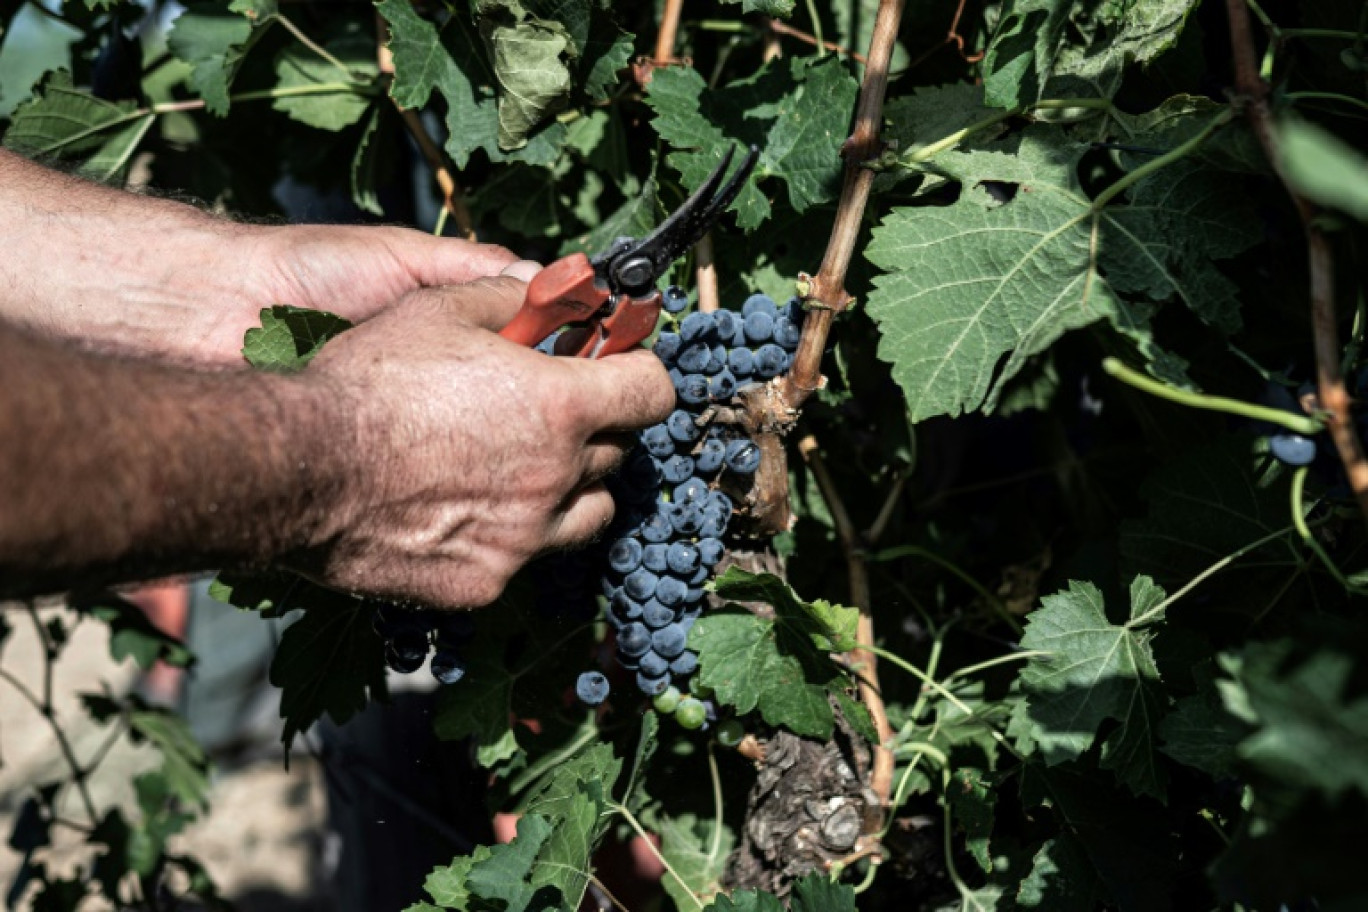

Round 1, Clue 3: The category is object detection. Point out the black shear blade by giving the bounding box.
[602,145,759,291]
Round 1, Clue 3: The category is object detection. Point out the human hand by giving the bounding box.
[288,277,675,608]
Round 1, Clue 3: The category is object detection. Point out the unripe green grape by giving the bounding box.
[715,718,745,748]
[653,685,682,715]
[676,697,706,730]
[689,678,714,700]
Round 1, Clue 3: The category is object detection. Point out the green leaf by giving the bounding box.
[3,70,154,181]
[1158,663,1248,779]
[710,567,859,652]
[1017,577,1170,800]
[128,708,211,809]
[71,592,195,671]
[704,887,785,912]
[789,873,856,911]
[242,305,353,372]
[1120,435,1292,594]
[166,2,258,116]
[487,19,571,150]
[866,121,1255,421]
[433,644,521,766]
[578,21,633,102]
[1017,835,1108,911]
[657,813,734,910]
[949,767,996,873]
[1021,761,1178,912]
[622,711,659,816]
[378,0,565,167]
[1232,629,1368,804]
[558,173,660,257]
[523,743,621,906]
[691,570,862,738]
[1278,117,1368,223]
[268,599,389,751]
[721,0,795,16]
[350,104,387,216]
[271,33,377,131]
[466,815,554,911]
[646,56,858,230]
[982,0,1199,108]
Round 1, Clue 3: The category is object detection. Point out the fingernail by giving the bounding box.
[500,259,543,282]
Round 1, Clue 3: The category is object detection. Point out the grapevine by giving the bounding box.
[3,1,1368,911]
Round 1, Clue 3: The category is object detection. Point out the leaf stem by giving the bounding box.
[894,98,1113,167]
[607,803,704,911]
[276,14,363,78]
[940,650,1051,686]
[804,0,826,56]
[1130,522,1303,626]
[866,645,1022,761]
[706,743,725,862]
[1289,467,1362,591]
[1102,357,1324,435]
[1090,109,1232,211]
[1284,91,1368,113]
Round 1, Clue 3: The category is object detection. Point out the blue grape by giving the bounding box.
[680,311,715,343]
[608,538,643,574]
[675,477,709,504]
[654,331,682,362]
[695,438,725,474]
[743,311,774,344]
[641,512,674,543]
[728,347,755,377]
[669,503,704,536]
[667,542,700,575]
[652,624,687,659]
[1271,433,1317,466]
[668,410,701,443]
[670,651,698,676]
[742,293,777,318]
[725,439,762,474]
[624,568,659,601]
[688,564,710,585]
[643,543,670,574]
[639,649,670,678]
[697,538,724,567]
[642,425,674,459]
[773,318,802,350]
[678,374,710,405]
[637,671,671,696]
[713,310,739,340]
[618,622,651,657]
[663,285,690,314]
[699,510,727,539]
[662,454,696,485]
[576,671,610,706]
[706,490,734,518]
[642,598,676,628]
[678,342,711,373]
[754,343,786,378]
[431,649,467,685]
[706,344,728,374]
[610,590,644,621]
[709,370,737,399]
[655,576,689,608]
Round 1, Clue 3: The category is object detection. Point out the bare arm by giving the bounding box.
[0,278,676,606]
[0,149,522,366]
[0,320,344,596]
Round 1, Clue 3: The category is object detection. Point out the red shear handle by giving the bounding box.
[561,291,663,359]
[498,254,611,347]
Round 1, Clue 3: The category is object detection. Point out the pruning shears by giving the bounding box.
[499,145,760,358]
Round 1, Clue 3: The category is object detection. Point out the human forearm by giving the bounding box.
[0,321,349,596]
[0,149,521,367]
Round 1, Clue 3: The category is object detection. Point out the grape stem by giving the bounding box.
[1224,0,1368,528]
[797,435,895,810]
[374,11,476,240]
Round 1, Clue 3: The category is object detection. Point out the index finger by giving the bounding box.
[559,348,676,435]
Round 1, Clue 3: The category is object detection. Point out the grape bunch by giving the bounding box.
[574,289,804,715]
[373,606,474,685]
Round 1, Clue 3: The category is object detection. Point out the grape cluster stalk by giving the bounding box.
[576,288,804,728]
